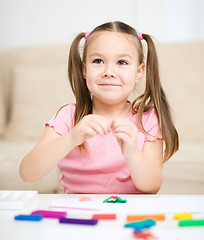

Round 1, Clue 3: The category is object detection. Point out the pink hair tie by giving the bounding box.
[137,32,143,40]
[85,31,92,39]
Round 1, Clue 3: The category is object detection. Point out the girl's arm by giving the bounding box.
[112,118,163,194]
[19,127,76,182]
[125,140,163,194]
[20,115,110,182]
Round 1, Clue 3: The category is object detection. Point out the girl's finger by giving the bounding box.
[113,125,133,138]
[88,121,107,136]
[114,132,129,142]
[113,118,137,133]
[83,127,97,138]
[89,115,111,134]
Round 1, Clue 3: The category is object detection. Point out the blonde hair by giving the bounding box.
[68,21,179,161]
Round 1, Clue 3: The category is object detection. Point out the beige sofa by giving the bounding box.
[0,42,204,194]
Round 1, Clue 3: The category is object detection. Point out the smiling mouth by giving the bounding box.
[99,84,121,86]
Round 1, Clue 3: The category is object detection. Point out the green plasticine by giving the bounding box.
[179,219,204,227]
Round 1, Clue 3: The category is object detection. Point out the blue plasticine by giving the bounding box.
[124,218,156,231]
[14,214,43,221]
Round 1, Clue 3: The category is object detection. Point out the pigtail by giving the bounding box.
[134,34,179,161]
[68,33,92,126]
[68,33,92,151]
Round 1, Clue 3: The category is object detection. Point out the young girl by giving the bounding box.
[20,21,179,194]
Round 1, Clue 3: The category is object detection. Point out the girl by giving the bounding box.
[20,21,179,194]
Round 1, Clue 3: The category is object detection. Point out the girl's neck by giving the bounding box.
[92,99,131,122]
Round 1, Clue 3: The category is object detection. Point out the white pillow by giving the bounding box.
[5,65,75,140]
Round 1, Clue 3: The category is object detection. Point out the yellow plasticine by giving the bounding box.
[173,212,192,220]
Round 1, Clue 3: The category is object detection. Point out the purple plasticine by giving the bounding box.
[59,217,98,225]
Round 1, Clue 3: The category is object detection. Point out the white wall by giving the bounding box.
[0,0,135,50]
[0,0,203,51]
[134,0,204,42]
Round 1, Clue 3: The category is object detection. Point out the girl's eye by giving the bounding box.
[93,59,104,64]
[117,60,128,65]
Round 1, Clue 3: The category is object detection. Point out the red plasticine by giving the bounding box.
[134,231,157,239]
[92,214,117,220]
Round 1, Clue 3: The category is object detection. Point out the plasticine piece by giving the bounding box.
[14,214,43,221]
[103,196,113,203]
[127,214,165,221]
[125,219,156,231]
[60,217,98,225]
[103,196,126,203]
[113,196,126,203]
[79,196,91,201]
[133,231,157,239]
[32,210,67,218]
[179,219,204,227]
[92,214,117,220]
[173,212,192,220]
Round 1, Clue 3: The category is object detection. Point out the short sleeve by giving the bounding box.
[142,108,162,142]
[45,104,75,135]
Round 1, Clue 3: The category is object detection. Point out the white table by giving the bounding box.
[1,194,204,240]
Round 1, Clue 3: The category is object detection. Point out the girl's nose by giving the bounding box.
[103,73,116,78]
[102,65,116,78]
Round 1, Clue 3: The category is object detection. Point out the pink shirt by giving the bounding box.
[45,104,162,194]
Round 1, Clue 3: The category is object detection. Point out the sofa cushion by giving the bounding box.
[157,42,204,142]
[0,74,5,137]
[5,65,75,140]
[159,142,204,194]
[0,140,63,193]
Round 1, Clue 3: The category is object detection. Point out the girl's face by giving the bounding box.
[83,31,144,105]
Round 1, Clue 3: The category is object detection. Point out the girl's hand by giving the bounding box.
[69,114,111,147]
[112,118,140,159]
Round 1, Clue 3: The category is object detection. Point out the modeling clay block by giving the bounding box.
[125,219,156,231]
[14,214,43,221]
[59,217,98,225]
[127,214,165,221]
[103,196,114,203]
[32,210,67,218]
[103,196,126,203]
[108,196,126,203]
[133,231,157,239]
[173,212,192,220]
[92,214,117,220]
[179,219,204,227]
[79,196,91,201]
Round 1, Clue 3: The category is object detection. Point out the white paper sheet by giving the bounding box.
[49,195,204,215]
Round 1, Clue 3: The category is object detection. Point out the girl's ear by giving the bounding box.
[135,63,145,83]
[82,63,87,79]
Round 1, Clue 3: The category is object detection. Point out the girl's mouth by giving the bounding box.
[98,83,122,87]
